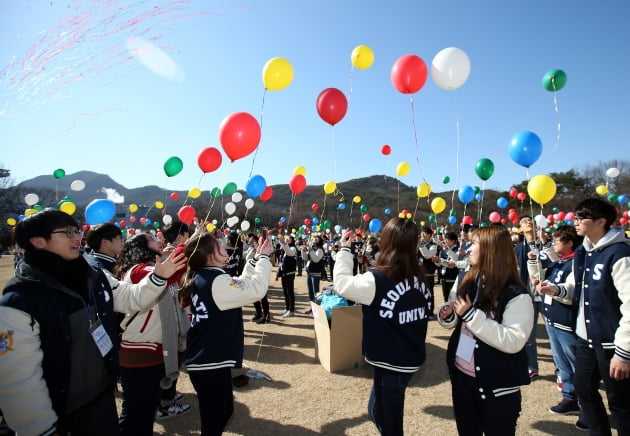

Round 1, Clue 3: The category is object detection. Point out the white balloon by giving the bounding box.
[212,219,218,225]
[240,220,251,231]
[606,167,620,178]
[70,180,85,191]
[431,47,471,91]
[244,198,255,209]
[231,192,243,203]
[225,202,236,215]
[25,193,39,206]
[534,214,548,228]
[162,214,173,225]
[227,216,239,227]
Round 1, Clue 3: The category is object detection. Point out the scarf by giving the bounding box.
[24,250,91,300]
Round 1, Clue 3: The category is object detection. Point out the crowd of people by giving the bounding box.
[0,196,628,435]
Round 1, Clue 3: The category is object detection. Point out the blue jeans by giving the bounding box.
[525,301,541,373]
[367,366,414,436]
[306,274,320,302]
[575,340,630,436]
[546,324,578,401]
[119,364,163,436]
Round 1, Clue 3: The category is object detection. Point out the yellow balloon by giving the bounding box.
[206,223,215,232]
[189,187,201,199]
[60,201,76,215]
[420,221,426,226]
[129,204,138,213]
[262,57,294,91]
[353,195,361,204]
[527,174,557,205]
[6,218,16,226]
[431,197,446,214]
[293,165,307,176]
[324,181,336,195]
[595,185,608,196]
[351,45,375,70]
[155,201,164,209]
[396,161,410,177]
[398,212,405,218]
[416,182,432,198]
[25,208,37,216]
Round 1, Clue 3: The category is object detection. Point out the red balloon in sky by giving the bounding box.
[316,88,348,126]
[170,192,179,200]
[381,144,391,155]
[390,54,428,94]
[312,203,319,211]
[178,205,196,224]
[219,112,261,162]
[197,147,223,173]
[289,174,307,194]
[260,186,273,201]
[517,192,527,201]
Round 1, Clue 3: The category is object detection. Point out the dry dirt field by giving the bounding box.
[0,255,616,435]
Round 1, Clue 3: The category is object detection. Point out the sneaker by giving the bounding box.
[575,415,588,431]
[281,311,294,318]
[549,399,580,415]
[156,402,192,421]
[528,370,539,381]
[174,392,183,402]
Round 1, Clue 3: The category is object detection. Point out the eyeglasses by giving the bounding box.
[51,229,83,239]
[573,216,592,224]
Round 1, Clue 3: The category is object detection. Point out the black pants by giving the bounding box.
[189,368,234,436]
[58,387,120,436]
[281,274,296,312]
[253,296,270,316]
[425,274,436,315]
[119,364,163,436]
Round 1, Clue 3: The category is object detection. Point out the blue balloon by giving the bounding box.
[311,225,317,232]
[448,216,457,224]
[618,194,628,204]
[475,193,483,201]
[246,174,266,198]
[368,218,382,233]
[384,208,391,215]
[338,203,346,210]
[144,218,152,226]
[508,131,543,168]
[280,216,286,223]
[497,196,508,208]
[85,199,116,225]
[312,217,319,225]
[458,185,475,204]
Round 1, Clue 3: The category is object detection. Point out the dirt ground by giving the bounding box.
[0,255,615,435]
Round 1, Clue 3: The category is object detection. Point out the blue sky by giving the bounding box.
[1,0,629,201]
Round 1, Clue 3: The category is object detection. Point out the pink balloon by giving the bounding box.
[489,211,501,223]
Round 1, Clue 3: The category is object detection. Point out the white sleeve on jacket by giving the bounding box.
[309,248,324,263]
[464,294,534,354]
[418,244,437,259]
[332,249,375,305]
[282,244,297,257]
[612,256,630,361]
[213,257,273,311]
[0,306,57,436]
[106,269,168,314]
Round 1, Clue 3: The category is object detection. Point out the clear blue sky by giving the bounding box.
[1,0,629,200]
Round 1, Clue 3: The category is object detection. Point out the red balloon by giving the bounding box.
[278,221,283,227]
[557,211,566,221]
[620,217,628,225]
[501,218,507,225]
[140,217,147,224]
[178,205,196,224]
[390,54,428,94]
[260,186,273,201]
[304,218,311,226]
[289,174,307,194]
[197,147,223,173]
[362,213,371,222]
[489,211,501,223]
[219,112,261,162]
[128,228,135,235]
[316,88,348,126]
[461,215,473,225]
[170,192,179,200]
[509,188,518,198]
[82,224,90,231]
[119,220,127,228]
[517,192,527,201]
[381,144,391,155]
[130,216,136,222]
[311,203,319,211]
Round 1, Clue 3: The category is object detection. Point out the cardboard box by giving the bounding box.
[311,301,364,372]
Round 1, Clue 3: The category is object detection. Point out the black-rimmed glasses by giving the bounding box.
[51,229,83,238]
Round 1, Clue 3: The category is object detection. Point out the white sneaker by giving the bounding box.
[281,310,294,317]
[156,402,192,421]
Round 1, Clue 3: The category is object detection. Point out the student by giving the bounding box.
[179,232,273,436]
[334,218,431,436]
[304,235,325,314]
[437,232,460,302]
[439,226,534,436]
[246,232,270,323]
[276,235,298,317]
[85,222,124,272]
[539,198,630,435]
[418,226,438,319]
[0,210,186,436]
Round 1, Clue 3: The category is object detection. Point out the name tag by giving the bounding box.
[456,334,476,362]
[544,294,553,305]
[90,320,113,357]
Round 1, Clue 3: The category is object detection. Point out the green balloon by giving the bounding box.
[323,220,331,229]
[210,187,222,198]
[223,182,237,195]
[428,215,436,223]
[442,176,450,184]
[474,158,494,181]
[552,207,559,213]
[53,168,66,179]
[608,194,618,203]
[449,209,457,217]
[163,156,183,177]
[254,217,261,224]
[360,204,368,213]
[474,186,481,194]
[480,222,489,228]
[33,204,44,211]
[153,222,160,229]
[542,69,567,92]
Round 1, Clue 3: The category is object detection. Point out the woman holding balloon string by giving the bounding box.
[304,235,325,314]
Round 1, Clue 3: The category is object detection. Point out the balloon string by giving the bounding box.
[287,193,296,230]
[330,127,338,182]
[409,96,427,183]
[397,180,401,213]
[552,77,561,152]
[451,94,462,219]
[413,196,420,221]
[247,89,267,180]
[478,181,486,223]
[347,65,354,110]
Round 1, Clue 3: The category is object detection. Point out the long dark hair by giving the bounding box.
[178,232,222,306]
[457,226,525,315]
[114,233,161,278]
[372,217,424,284]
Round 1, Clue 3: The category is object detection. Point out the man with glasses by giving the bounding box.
[540,198,630,434]
[0,210,186,436]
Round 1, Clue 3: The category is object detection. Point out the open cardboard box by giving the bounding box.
[311,301,364,372]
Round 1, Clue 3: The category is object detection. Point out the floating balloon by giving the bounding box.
[232,192,243,203]
[244,198,255,209]
[85,199,115,225]
[197,147,222,173]
[381,144,391,155]
[391,54,428,94]
[219,112,261,162]
[360,204,368,213]
[497,197,508,209]
[60,201,76,215]
[384,208,391,215]
[431,197,446,214]
[595,185,608,196]
[448,216,457,224]
[246,175,267,198]
[535,214,549,228]
[210,187,222,198]
[442,176,450,184]
[338,203,346,210]
[508,131,543,168]
[461,215,473,225]
[163,214,173,225]
[458,186,475,204]
[7,218,16,226]
[170,192,179,200]
[24,208,37,217]
[70,180,85,191]
[155,201,164,209]
[260,186,273,201]
[53,168,65,179]
[163,156,183,177]
[311,203,319,211]
[489,211,501,223]
[362,214,371,222]
[324,181,336,195]
[262,57,294,91]
[351,45,374,70]
[129,204,138,213]
[223,182,237,196]
[475,193,483,201]
[289,174,306,194]
[431,47,471,91]
[353,196,361,204]
[417,182,431,198]
[316,88,348,126]
[178,206,195,224]
[542,69,567,92]
[528,174,557,205]
[369,218,382,233]
[396,161,410,177]
[618,194,628,204]
[475,158,495,181]
[293,166,307,176]
[517,192,527,201]
[606,167,620,178]
[225,202,236,215]
[189,187,201,199]
[24,193,39,206]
